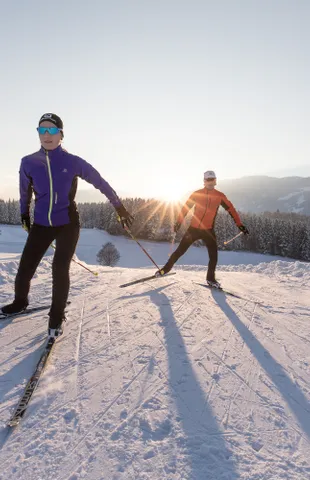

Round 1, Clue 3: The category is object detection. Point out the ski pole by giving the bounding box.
[120,221,161,270]
[223,231,243,246]
[50,244,99,276]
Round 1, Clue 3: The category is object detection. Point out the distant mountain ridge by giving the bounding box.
[219,175,310,215]
[266,164,310,177]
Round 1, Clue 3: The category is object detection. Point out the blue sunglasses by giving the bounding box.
[37,126,62,135]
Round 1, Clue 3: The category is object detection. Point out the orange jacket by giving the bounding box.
[177,187,242,230]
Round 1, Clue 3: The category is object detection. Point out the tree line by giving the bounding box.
[1,197,310,261]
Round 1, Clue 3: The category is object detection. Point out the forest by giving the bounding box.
[1,197,309,261]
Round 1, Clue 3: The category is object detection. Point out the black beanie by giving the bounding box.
[39,113,63,130]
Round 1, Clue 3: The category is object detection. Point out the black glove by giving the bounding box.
[239,224,249,235]
[174,221,181,233]
[115,205,134,229]
[21,214,31,232]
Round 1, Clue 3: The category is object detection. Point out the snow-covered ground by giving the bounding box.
[0,224,295,268]
[0,225,309,480]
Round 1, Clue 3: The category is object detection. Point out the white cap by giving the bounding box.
[204,170,216,179]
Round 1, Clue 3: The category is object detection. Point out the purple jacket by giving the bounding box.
[20,146,122,227]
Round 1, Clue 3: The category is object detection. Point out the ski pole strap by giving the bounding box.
[223,231,243,246]
[122,225,160,270]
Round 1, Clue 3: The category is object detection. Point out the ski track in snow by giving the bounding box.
[0,281,306,479]
[0,280,308,478]
[57,285,201,479]
[0,229,310,479]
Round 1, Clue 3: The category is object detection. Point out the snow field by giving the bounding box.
[0,226,309,479]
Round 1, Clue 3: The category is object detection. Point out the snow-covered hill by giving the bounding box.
[0,227,309,480]
[0,225,293,270]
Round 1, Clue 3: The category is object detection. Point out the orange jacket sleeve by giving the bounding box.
[220,194,242,226]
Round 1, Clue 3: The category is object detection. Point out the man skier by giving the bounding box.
[156,170,249,287]
[0,113,133,338]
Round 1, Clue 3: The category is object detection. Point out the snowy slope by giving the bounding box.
[0,225,293,269]
[0,229,309,479]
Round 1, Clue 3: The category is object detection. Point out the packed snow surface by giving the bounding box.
[0,225,309,479]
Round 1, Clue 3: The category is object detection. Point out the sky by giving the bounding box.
[1,0,310,202]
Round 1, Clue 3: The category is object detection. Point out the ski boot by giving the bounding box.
[48,312,66,340]
[1,299,28,315]
[48,326,64,340]
[155,263,173,278]
[207,280,222,289]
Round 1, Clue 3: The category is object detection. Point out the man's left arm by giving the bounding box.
[220,194,249,234]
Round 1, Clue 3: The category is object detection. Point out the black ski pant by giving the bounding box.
[15,223,80,327]
[163,227,218,281]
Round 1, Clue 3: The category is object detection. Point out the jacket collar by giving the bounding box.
[40,145,63,157]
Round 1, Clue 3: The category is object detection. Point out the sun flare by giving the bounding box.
[159,186,185,204]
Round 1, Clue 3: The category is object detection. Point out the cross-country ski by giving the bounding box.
[0,304,50,320]
[7,338,57,427]
[193,281,263,304]
[119,271,176,288]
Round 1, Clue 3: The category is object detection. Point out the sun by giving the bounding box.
[159,185,185,204]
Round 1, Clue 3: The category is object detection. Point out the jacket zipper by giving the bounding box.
[45,151,53,226]
[55,192,58,204]
[198,189,209,228]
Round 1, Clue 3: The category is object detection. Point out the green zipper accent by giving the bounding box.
[45,151,53,226]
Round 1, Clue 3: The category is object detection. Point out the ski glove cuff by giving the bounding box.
[239,225,249,235]
[21,214,31,233]
[174,221,181,233]
[115,205,134,229]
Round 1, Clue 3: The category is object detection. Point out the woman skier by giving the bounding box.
[1,113,133,338]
